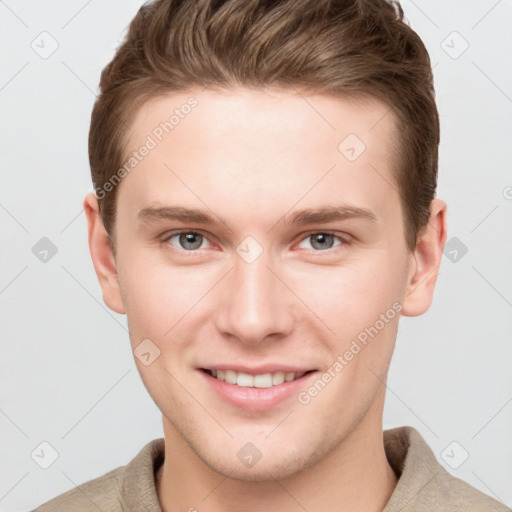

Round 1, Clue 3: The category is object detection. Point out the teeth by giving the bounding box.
[225,370,237,384]
[272,371,285,385]
[254,374,273,388]
[209,369,308,387]
[237,372,254,387]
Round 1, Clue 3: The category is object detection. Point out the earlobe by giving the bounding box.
[83,193,125,314]
[401,198,447,317]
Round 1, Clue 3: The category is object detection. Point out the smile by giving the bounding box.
[202,369,313,388]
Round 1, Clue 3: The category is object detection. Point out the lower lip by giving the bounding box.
[198,370,317,411]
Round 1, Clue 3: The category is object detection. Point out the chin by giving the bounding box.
[205,453,309,482]
[189,436,322,483]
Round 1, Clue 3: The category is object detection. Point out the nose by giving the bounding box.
[213,249,296,346]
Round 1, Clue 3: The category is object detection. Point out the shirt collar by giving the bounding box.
[121,425,438,511]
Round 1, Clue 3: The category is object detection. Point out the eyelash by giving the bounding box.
[160,230,348,254]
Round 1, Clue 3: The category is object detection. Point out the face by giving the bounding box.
[87,87,439,481]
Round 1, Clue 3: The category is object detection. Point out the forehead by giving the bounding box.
[117,87,400,230]
[125,87,397,157]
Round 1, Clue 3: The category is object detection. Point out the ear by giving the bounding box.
[83,193,125,314]
[401,198,447,317]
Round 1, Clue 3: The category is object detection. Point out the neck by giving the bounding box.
[156,388,398,512]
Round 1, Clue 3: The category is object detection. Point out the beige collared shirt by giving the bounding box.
[33,426,510,511]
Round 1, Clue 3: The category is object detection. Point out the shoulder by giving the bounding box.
[383,426,510,512]
[32,466,125,512]
[32,438,165,512]
[423,469,511,511]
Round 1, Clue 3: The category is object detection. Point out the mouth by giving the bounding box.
[200,368,316,388]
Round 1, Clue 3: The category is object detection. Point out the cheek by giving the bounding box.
[118,234,409,353]
[118,255,216,342]
[287,251,406,385]
[291,253,406,331]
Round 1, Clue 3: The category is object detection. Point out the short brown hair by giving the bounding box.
[89,0,439,251]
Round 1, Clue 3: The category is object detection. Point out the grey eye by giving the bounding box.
[309,233,336,250]
[176,232,204,250]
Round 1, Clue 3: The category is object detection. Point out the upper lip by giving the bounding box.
[200,364,316,375]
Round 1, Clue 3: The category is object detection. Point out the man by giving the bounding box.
[34,0,509,510]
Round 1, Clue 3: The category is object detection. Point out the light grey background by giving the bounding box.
[1,1,511,510]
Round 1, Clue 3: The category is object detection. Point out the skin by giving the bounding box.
[84,87,447,512]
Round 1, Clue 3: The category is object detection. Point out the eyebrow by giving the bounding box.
[138,206,216,224]
[137,204,377,226]
[284,205,377,225]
